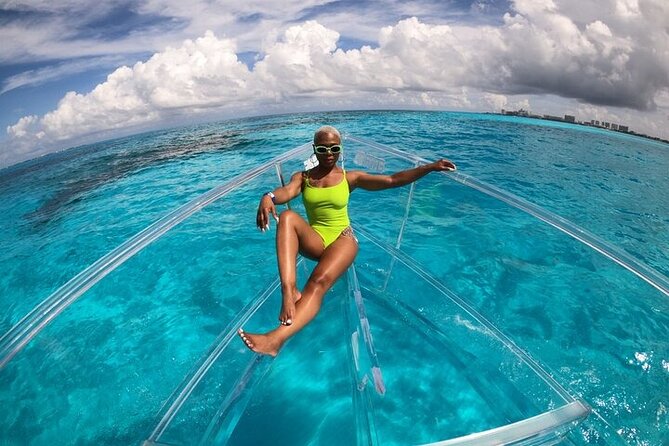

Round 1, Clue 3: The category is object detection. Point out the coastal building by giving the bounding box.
[497,109,665,142]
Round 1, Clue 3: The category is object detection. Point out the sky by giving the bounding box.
[1,0,668,167]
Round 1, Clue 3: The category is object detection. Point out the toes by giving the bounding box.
[238,329,254,348]
[286,318,292,325]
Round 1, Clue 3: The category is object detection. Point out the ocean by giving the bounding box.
[0,110,667,445]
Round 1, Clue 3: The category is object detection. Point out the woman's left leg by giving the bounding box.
[239,234,358,356]
[275,210,325,326]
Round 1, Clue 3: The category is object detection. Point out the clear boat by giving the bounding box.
[5,135,667,445]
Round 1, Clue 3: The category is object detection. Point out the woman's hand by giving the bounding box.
[256,195,279,232]
[430,159,457,172]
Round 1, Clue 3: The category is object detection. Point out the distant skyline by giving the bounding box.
[1,0,668,167]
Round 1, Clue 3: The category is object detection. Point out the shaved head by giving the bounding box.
[313,125,341,143]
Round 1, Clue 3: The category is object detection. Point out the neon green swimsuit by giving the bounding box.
[302,170,351,248]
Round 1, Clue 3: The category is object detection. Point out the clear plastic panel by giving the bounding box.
[140,141,593,445]
[347,264,386,396]
[2,138,619,445]
[0,157,311,444]
[343,137,660,445]
[348,225,589,445]
[220,279,357,446]
[145,274,286,445]
[346,135,669,298]
[0,143,313,368]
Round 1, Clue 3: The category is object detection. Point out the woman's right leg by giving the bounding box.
[275,210,324,325]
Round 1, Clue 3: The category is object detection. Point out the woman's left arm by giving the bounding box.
[348,159,456,191]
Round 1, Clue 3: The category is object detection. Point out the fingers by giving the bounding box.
[256,206,273,231]
[262,209,270,231]
[256,208,267,230]
[435,159,456,172]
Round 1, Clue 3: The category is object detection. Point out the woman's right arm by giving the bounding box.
[256,171,304,231]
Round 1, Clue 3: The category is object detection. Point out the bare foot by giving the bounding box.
[237,329,282,357]
[279,287,301,326]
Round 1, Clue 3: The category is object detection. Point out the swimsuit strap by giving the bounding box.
[304,168,345,188]
[301,170,310,190]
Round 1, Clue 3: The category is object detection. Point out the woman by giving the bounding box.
[238,125,456,356]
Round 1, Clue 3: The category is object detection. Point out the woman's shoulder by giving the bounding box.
[345,169,364,179]
[290,170,308,179]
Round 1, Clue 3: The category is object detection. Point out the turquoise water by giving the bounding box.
[0,111,668,445]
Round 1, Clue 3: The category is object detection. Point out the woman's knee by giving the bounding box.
[308,271,334,292]
[278,209,299,227]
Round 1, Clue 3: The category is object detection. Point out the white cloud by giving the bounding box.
[615,0,641,18]
[6,115,39,138]
[0,56,134,94]
[37,31,252,137]
[484,93,508,111]
[3,1,669,167]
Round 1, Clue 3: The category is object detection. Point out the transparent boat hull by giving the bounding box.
[7,135,667,444]
[140,139,596,445]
